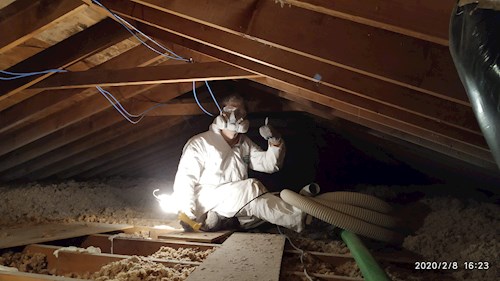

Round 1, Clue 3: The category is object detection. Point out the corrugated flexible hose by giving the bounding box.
[311,197,398,229]
[280,189,403,244]
[315,192,393,214]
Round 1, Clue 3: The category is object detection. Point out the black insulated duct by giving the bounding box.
[449,1,500,169]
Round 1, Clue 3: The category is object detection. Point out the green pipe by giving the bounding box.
[341,230,390,281]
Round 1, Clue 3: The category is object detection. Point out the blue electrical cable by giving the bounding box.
[90,0,223,120]
[205,80,222,114]
[193,81,214,117]
[96,86,164,124]
[0,69,67,80]
[91,0,188,62]
[96,86,140,118]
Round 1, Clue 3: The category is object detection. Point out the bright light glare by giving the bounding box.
[153,225,178,230]
[153,189,179,214]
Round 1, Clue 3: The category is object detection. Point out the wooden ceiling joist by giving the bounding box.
[0,43,164,134]
[0,18,130,111]
[31,61,260,90]
[0,83,193,178]
[119,0,465,102]
[0,0,84,53]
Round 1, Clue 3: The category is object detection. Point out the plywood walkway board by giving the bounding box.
[124,226,232,243]
[0,223,132,249]
[186,233,285,281]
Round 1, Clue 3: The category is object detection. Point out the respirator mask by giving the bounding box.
[214,106,249,133]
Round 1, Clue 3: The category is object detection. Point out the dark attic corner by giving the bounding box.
[0,1,499,281]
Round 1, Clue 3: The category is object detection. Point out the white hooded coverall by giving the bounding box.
[172,123,304,232]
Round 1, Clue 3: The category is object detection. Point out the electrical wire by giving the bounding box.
[193,81,214,116]
[277,226,314,281]
[96,86,164,124]
[205,80,222,113]
[232,191,270,218]
[0,69,67,80]
[91,0,188,62]
[90,0,223,119]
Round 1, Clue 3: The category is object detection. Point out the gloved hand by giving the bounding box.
[180,220,195,232]
[178,212,201,232]
[259,117,281,146]
[198,211,241,232]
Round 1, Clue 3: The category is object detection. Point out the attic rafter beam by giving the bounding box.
[255,77,496,167]
[96,3,480,133]
[0,44,164,135]
[0,18,130,110]
[129,101,274,116]
[140,27,487,150]
[266,87,496,170]
[0,83,194,176]
[0,0,84,53]
[30,62,260,90]
[280,0,454,45]
[123,0,465,102]
[49,117,186,180]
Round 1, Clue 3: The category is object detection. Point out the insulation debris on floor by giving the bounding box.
[0,177,498,280]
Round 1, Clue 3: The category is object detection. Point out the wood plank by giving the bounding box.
[24,244,199,276]
[126,0,466,102]
[0,18,130,110]
[0,43,163,134]
[0,271,83,281]
[186,233,284,281]
[0,0,83,53]
[0,223,132,249]
[282,0,455,45]
[81,234,219,256]
[124,227,233,243]
[0,83,192,177]
[55,251,199,276]
[31,62,260,90]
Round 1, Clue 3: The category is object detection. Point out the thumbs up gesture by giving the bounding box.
[259,117,282,146]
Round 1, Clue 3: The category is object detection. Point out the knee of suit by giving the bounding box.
[249,178,268,194]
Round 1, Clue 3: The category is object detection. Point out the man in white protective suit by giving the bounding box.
[172,94,305,232]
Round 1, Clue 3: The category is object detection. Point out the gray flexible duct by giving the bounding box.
[315,192,393,214]
[311,198,398,229]
[281,189,403,244]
